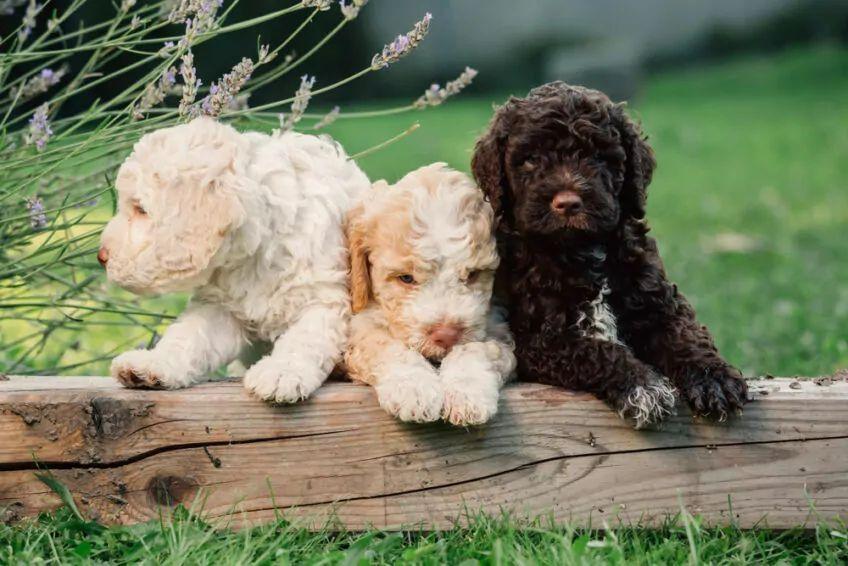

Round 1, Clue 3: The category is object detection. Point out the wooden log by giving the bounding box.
[0,375,846,529]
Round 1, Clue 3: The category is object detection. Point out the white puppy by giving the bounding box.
[100,117,369,402]
[344,163,516,425]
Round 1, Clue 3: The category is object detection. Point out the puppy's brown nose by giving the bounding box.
[428,324,463,351]
[97,246,109,267]
[551,191,583,215]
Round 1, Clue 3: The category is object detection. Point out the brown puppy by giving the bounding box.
[471,82,747,427]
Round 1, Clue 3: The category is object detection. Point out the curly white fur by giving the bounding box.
[101,117,369,402]
[576,282,621,344]
[618,373,678,429]
[344,164,516,426]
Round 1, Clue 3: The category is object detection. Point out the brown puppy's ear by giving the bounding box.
[613,103,656,221]
[345,204,371,314]
[471,101,516,228]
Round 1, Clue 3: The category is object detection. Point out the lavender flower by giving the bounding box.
[133,66,178,120]
[313,105,340,130]
[130,14,141,29]
[278,74,315,132]
[257,44,275,65]
[169,0,222,23]
[0,0,26,16]
[9,66,67,102]
[25,103,51,151]
[120,0,137,12]
[170,0,222,49]
[179,51,201,117]
[339,0,367,20]
[302,0,332,10]
[159,40,176,57]
[413,67,478,108]
[18,0,41,42]
[371,12,432,70]
[200,57,254,117]
[24,196,48,229]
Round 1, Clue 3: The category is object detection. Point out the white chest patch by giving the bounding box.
[576,282,621,344]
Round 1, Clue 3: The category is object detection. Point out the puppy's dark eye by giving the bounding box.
[131,201,148,216]
[464,270,481,284]
[397,274,416,285]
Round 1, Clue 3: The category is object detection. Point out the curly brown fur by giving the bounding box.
[472,82,747,426]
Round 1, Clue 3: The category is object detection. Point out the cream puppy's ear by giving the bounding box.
[347,179,390,313]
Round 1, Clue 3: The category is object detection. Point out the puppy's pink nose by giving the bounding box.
[97,246,109,267]
[551,191,582,215]
[428,324,463,351]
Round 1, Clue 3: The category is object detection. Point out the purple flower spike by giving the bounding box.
[371,12,432,70]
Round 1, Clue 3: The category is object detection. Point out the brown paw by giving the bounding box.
[683,369,748,420]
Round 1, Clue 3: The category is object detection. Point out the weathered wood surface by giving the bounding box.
[0,375,846,529]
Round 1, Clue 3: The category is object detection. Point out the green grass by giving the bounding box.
[4,46,848,562]
[2,508,846,565]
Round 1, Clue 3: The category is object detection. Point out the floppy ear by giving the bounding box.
[157,173,244,277]
[158,135,244,273]
[613,104,656,221]
[345,203,371,314]
[471,102,514,228]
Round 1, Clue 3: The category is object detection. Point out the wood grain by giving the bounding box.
[1,376,846,528]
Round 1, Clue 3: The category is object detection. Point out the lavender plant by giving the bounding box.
[0,1,478,375]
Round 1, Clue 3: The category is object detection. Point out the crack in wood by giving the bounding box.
[233,433,848,512]
[0,428,358,472]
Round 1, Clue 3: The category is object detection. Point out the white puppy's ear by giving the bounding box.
[346,202,371,314]
[157,176,244,278]
[154,129,245,283]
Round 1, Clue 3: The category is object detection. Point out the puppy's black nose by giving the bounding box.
[97,246,109,267]
[551,191,582,215]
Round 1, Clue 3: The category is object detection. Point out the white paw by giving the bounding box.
[375,366,443,423]
[243,354,326,403]
[442,382,499,426]
[619,373,678,429]
[440,345,502,426]
[111,349,190,389]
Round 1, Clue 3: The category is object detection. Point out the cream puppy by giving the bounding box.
[344,163,516,425]
[99,117,369,402]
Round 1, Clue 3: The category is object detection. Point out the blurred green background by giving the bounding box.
[2,0,847,377]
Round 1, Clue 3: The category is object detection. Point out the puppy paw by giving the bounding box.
[442,381,499,426]
[682,368,748,420]
[244,354,325,403]
[440,346,501,426]
[375,367,443,423]
[617,373,677,429]
[111,350,188,389]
